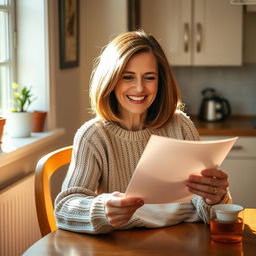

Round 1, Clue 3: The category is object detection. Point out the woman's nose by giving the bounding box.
[134,79,144,92]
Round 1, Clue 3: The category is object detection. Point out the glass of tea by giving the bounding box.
[210,204,244,243]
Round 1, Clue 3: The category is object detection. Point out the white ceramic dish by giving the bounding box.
[212,204,244,222]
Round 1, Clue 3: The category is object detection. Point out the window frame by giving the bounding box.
[0,0,16,116]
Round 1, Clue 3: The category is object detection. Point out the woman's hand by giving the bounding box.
[185,169,229,205]
[105,192,144,228]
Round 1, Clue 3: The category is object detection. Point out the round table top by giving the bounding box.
[24,208,256,256]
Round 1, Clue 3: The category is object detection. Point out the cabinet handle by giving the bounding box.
[184,23,189,53]
[231,145,243,151]
[196,23,202,53]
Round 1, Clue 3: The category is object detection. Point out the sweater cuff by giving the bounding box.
[191,191,232,224]
[90,193,113,234]
[218,190,232,204]
[191,195,211,223]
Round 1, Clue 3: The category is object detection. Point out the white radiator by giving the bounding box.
[0,173,41,256]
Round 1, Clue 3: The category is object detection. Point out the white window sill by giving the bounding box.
[0,128,65,168]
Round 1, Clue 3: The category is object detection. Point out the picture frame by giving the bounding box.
[127,0,141,31]
[58,0,79,69]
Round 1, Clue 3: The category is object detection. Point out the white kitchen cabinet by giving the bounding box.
[141,0,243,66]
[201,136,256,208]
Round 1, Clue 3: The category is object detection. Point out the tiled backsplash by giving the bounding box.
[173,64,256,115]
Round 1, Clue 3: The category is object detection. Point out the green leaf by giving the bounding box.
[11,83,35,112]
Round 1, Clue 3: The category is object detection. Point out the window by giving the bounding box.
[1,0,53,130]
[0,0,15,116]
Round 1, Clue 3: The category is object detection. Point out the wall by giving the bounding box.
[173,64,256,115]
[80,0,128,124]
[48,0,127,147]
[173,10,256,115]
[48,0,81,146]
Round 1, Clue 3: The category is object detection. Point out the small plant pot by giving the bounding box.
[0,118,6,143]
[32,111,47,132]
[7,112,33,138]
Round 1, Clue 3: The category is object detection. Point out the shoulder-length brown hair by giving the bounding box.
[89,30,181,129]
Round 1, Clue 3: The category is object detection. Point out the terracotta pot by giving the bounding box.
[0,118,6,144]
[32,111,47,132]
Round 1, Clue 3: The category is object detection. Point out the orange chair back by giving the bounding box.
[35,146,72,237]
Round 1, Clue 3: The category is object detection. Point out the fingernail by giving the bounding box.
[136,199,144,206]
[202,169,210,174]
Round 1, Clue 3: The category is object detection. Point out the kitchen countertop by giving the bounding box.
[191,115,256,136]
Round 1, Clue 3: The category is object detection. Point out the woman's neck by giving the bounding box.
[118,113,146,131]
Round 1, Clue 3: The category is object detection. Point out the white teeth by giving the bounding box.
[127,95,146,101]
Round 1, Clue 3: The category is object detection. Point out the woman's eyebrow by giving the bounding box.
[122,71,157,75]
[145,72,157,75]
[122,71,135,74]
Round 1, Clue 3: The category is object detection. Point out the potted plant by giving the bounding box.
[32,110,47,132]
[7,82,35,138]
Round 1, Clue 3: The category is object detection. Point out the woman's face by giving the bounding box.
[114,51,158,120]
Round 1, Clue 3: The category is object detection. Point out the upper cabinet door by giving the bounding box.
[141,0,192,65]
[140,0,243,66]
[193,0,242,66]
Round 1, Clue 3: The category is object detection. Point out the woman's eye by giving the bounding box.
[144,76,155,81]
[122,75,134,80]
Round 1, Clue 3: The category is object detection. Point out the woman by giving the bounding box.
[55,31,231,234]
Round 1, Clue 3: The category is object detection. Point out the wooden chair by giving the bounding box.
[35,146,73,237]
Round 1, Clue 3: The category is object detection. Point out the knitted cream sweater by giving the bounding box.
[54,111,231,234]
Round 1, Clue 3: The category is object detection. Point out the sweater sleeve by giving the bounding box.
[54,124,113,234]
[191,191,232,224]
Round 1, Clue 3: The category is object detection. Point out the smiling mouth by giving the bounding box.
[127,95,147,102]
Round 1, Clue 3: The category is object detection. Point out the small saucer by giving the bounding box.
[212,204,244,222]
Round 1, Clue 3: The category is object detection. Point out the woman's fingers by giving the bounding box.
[106,204,141,216]
[201,169,228,180]
[185,169,229,205]
[186,184,226,205]
[105,192,144,228]
[185,181,227,195]
[187,187,222,204]
[186,174,229,188]
[106,193,144,208]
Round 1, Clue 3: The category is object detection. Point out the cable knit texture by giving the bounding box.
[54,111,231,234]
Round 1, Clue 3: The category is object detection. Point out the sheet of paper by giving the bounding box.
[125,135,238,204]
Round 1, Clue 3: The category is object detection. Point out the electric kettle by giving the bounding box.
[199,88,231,122]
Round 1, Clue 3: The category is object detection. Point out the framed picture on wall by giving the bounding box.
[58,0,79,69]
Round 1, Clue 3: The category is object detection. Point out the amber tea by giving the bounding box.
[210,217,244,243]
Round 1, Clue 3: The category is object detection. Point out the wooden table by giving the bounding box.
[24,209,256,256]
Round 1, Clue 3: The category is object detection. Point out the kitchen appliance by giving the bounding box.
[199,88,231,122]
